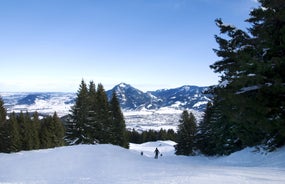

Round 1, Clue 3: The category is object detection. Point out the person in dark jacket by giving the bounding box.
[154,148,160,159]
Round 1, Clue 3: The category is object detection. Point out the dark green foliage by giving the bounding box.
[40,112,65,148]
[175,110,197,156]
[109,92,129,148]
[17,112,34,150]
[95,83,112,143]
[128,129,142,143]
[0,112,21,153]
[65,80,91,145]
[247,0,285,149]
[31,112,41,150]
[0,96,7,151]
[127,128,177,144]
[196,102,217,156]
[0,96,6,123]
[0,99,65,153]
[40,116,53,148]
[87,81,98,143]
[0,110,65,153]
[52,112,65,147]
[199,0,285,155]
[7,113,21,152]
[65,80,129,148]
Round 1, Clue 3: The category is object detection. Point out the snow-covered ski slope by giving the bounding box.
[0,141,285,184]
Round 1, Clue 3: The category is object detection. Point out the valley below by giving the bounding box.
[0,83,209,131]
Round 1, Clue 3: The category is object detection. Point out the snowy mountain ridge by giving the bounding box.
[0,83,211,131]
[107,83,211,111]
[1,83,211,114]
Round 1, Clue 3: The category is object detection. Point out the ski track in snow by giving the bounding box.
[0,141,285,184]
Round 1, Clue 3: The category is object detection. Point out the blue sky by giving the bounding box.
[0,0,258,92]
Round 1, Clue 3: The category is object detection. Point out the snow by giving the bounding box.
[219,80,229,88]
[0,142,285,184]
[124,108,204,131]
[1,92,75,117]
[236,85,260,94]
[1,92,205,132]
[193,101,208,108]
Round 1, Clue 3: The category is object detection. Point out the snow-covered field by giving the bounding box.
[1,141,285,184]
[0,92,75,117]
[124,108,203,131]
[1,92,205,131]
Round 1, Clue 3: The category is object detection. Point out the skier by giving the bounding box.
[154,148,160,159]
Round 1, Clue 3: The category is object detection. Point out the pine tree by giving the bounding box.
[86,81,98,144]
[205,0,285,154]
[196,102,217,156]
[17,112,33,150]
[65,80,129,146]
[40,116,53,148]
[109,92,129,148]
[0,121,10,153]
[31,111,40,150]
[0,96,6,152]
[127,129,142,144]
[1,112,21,153]
[0,96,6,123]
[246,0,285,149]
[65,79,91,145]
[96,83,111,144]
[51,112,65,147]
[175,110,197,156]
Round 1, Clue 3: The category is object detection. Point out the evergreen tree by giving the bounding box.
[95,83,111,143]
[205,0,285,155]
[40,112,65,148]
[0,96,6,123]
[1,112,21,153]
[196,102,216,156]
[86,81,98,144]
[65,80,129,147]
[40,116,53,148]
[109,92,129,148]
[65,79,91,145]
[0,121,10,153]
[175,110,197,156]
[0,96,6,152]
[51,112,65,147]
[17,112,33,150]
[127,129,142,144]
[31,111,40,150]
[246,0,285,148]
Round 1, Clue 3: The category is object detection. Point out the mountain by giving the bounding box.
[0,92,75,117]
[106,83,154,110]
[107,83,211,111]
[0,83,212,131]
[1,83,211,113]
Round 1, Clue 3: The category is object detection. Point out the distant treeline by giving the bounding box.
[0,109,65,153]
[127,128,177,144]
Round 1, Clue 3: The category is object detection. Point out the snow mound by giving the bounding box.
[130,140,176,157]
[217,147,285,167]
[0,142,285,184]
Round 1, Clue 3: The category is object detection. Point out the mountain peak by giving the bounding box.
[2,83,212,114]
[118,82,130,88]
[106,83,211,111]
[113,83,134,91]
